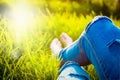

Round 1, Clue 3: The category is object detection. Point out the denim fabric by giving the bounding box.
[57,61,90,80]
[58,39,81,61]
[58,16,120,80]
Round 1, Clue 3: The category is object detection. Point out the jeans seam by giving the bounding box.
[82,32,108,80]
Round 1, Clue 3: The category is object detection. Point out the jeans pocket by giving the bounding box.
[107,39,120,54]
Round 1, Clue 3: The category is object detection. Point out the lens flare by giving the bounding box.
[10,3,35,43]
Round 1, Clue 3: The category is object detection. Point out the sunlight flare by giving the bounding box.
[10,3,35,42]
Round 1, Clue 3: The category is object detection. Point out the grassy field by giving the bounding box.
[0,11,120,80]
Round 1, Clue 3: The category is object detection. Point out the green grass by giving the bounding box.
[0,13,120,80]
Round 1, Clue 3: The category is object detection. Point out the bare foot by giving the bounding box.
[60,32,73,47]
[50,38,62,56]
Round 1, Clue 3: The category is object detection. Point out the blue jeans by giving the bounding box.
[57,16,120,80]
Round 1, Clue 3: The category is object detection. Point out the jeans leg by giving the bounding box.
[57,61,90,80]
[58,39,81,61]
[80,16,120,80]
[58,16,120,80]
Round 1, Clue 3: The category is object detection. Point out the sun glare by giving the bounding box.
[12,5,32,27]
[10,3,35,42]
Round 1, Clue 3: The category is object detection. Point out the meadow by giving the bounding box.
[0,12,120,80]
[0,0,120,80]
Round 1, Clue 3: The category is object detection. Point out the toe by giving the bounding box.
[60,32,67,39]
[50,38,58,48]
[60,32,73,46]
[50,38,62,56]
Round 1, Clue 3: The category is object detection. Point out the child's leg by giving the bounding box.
[57,61,90,80]
[58,16,120,79]
[50,32,90,66]
[58,38,90,66]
